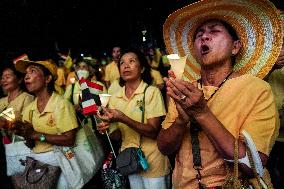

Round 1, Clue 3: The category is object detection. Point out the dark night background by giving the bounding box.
[0,0,196,67]
[0,0,282,67]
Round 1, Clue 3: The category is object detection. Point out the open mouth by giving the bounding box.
[201,45,210,55]
[25,82,31,87]
[123,70,131,75]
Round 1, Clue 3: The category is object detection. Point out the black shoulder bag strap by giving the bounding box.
[190,119,205,189]
[70,83,75,105]
[141,85,149,123]
[138,85,149,148]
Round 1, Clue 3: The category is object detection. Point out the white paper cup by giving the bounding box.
[0,108,15,121]
[167,54,187,79]
[99,94,112,107]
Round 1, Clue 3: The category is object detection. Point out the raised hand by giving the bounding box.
[165,77,209,119]
[98,107,125,123]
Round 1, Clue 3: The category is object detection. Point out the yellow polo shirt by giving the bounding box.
[22,92,78,153]
[109,81,170,178]
[162,74,279,189]
[105,61,120,84]
[0,92,34,121]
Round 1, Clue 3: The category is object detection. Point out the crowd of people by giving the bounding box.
[0,0,283,189]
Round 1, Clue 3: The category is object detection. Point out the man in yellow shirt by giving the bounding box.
[105,46,121,88]
[157,0,282,188]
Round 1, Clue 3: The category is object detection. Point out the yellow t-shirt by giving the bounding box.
[109,81,170,178]
[22,92,78,153]
[64,80,107,105]
[162,74,279,189]
[104,61,120,84]
[151,69,164,86]
[0,92,34,121]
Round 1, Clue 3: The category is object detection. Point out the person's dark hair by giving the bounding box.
[220,20,239,41]
[219,20,239,64]
[1,66,26,91]
[118,49,153,86]
[30,63,55,93]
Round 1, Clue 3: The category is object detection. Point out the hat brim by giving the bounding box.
[15,60,35,74]
[15,60,58,80]
[163,0,284,80]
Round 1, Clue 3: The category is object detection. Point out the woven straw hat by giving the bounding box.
[163,0,284,80]
[15,60,58,80]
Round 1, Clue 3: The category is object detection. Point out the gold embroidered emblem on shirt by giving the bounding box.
[47,115,56,127]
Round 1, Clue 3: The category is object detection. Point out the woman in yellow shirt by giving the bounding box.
[98,49,170,189]
[13,60,78,188]
[0,66,34,188]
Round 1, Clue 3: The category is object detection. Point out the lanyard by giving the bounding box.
[192,70,233,188]
[199,70,233,101]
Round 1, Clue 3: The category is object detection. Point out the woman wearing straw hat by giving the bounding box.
[157,0,283,188]
[12,60,79,188]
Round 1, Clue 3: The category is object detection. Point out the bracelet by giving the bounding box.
[39,134,46,142]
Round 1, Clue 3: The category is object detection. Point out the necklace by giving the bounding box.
[199,70,233,101]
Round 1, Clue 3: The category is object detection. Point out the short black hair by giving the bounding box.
[220,20,239,41]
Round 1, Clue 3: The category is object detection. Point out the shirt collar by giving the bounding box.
[117,80,148,100]
[31,92,57,113]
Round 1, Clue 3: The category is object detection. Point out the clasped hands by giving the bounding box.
[10,121,36,148]
[165,71,209,123]
[0,118,34,139]
[97,107,124,134]
[0,117,8,129]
